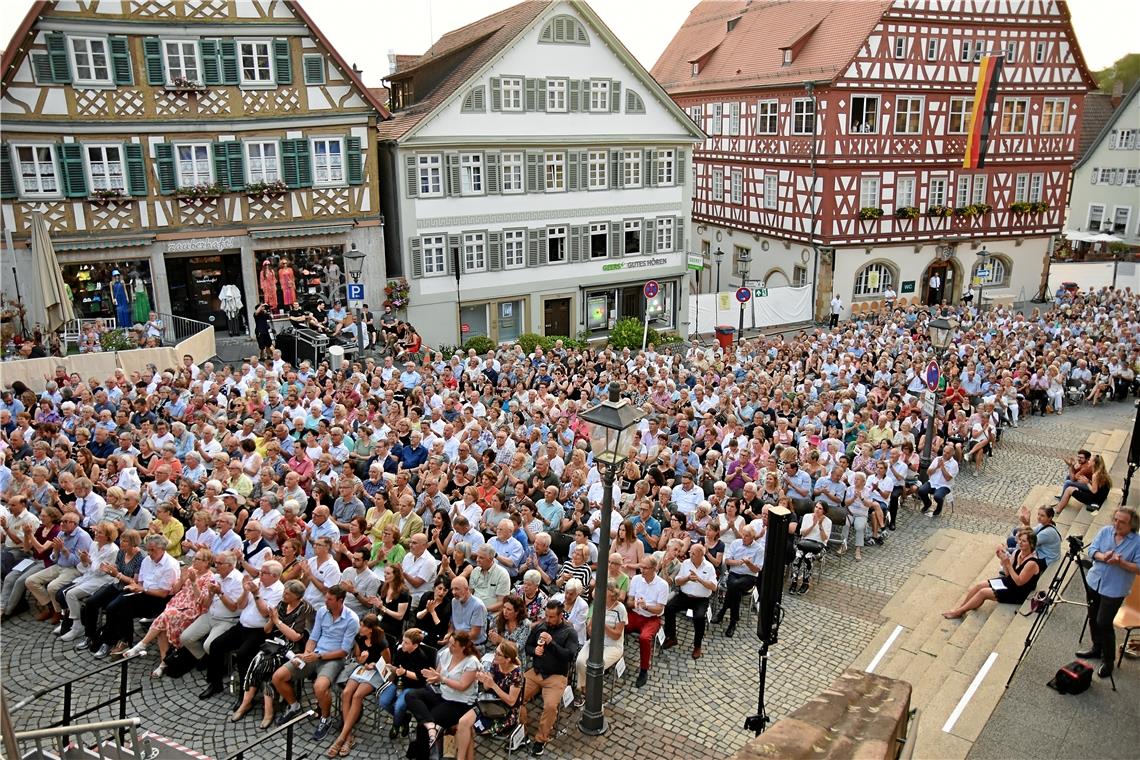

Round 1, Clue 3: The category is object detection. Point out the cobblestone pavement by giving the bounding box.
[1,403,1126,760]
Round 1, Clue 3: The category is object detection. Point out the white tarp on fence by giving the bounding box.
[687,285,813,336]
[1048,261,1139,293]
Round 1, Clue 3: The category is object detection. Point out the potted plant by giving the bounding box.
[1029,201,1049,214]
[858,206,884,220]
[954,205,977,218]
[89,187,128,203]
[166,76,206,92]
[895,206,919,220]
[1009,201,1032,214]
[244,180,288,198]
[926,205,954,218]
[382,278,410,311]
[974,203,992,215]
[176,182,225,200]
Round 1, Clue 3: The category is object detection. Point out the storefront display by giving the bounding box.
[255,245,345,315]
[583,280,676,336]
[63,260,155,324]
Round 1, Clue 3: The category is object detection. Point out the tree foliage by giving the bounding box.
[1094,53,1140,95]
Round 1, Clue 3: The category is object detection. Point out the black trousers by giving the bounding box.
[404,688,472,759]
[81,584,126,640]
[664,593,710,649]
[1085,583,1126,662]
[722,572,757,624]
[205,624,266,688]
[888,486,904,527]
[98,592,168,647]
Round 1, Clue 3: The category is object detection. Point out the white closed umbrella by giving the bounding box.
[30,212,75,333]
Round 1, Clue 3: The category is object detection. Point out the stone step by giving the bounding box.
[879,573,924,622]
[913,669,978,760]
[953,604,1016,678]
[1104,429,1128,453]
[850,620,903,673]
[946,613,1034,743]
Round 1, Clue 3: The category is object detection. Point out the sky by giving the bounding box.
[0,0,1136,85]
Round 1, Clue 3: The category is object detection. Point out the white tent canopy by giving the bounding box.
[1064,229,1123,243]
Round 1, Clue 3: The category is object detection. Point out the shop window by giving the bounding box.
[253,245,346,315]
[498,300,523,343]
[624,220,641,255]
[65,260,154,321]
[460,304,489,339]
[590,222,608,258]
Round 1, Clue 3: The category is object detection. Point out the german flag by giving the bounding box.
[963,55,1004,169]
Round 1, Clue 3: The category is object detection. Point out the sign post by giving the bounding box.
[924,360,941,391]
[642,280,660,351]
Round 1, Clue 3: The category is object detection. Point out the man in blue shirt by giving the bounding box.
[26,511,92,623]
[399,362,422,390]
[629,499,662,552]
[1078,507,1140,677]
[393,431,428,475]
[272,586,360,735]
[448,575,487,647]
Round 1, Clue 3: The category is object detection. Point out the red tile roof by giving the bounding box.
[1077,91,1116,160]
[651,0,892,95]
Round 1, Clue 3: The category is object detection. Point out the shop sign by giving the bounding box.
[461,323,470,334]
[686,253,704,271]
[166,236,238,253]
[600,256,669,272]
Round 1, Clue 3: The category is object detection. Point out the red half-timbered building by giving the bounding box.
[652,0,1096,318]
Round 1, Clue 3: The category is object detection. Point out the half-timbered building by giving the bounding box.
[652,0,1096,318]
[1,0,387,331]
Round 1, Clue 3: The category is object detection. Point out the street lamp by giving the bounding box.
[919,315,955,473]
[737,248,752,337]
[974,247,989,311]
[578,382,644,736]
[713,247,724,293]
[343,242,366,359]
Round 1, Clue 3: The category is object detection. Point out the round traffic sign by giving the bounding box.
[925,360,940,391]
[735,287,752,303]
[643,280,660,299]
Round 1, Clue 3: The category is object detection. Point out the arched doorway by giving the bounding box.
[922,258,962,306]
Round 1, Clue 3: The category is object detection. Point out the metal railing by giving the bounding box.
[10,655,142,744]
[11,718,146,760]
[60,311,210,352]
[223,709,314,760]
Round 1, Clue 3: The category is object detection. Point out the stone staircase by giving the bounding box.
[850,426,1128,760]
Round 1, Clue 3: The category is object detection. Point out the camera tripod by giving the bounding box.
[1006,537,1091,687]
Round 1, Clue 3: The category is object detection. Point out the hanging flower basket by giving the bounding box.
[383,278,410,311]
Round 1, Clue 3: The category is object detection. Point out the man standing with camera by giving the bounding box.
[1078,507,1140,678]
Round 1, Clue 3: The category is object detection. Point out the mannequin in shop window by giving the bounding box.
[259,260,279,313]
[110,270,131,328]
[130,271,150,326]
[278,258,296,310]
[325,256,343,303]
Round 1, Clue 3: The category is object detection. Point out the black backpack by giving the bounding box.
[1048,660,1093,694]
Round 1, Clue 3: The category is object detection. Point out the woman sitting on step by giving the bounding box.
[942,530,1043,619]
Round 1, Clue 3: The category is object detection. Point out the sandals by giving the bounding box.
[326,741,342,758]
[339,736,354,757]
[423,722,441,749]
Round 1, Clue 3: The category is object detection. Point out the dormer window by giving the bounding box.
[782,49,793,66]
[691,62,699,77]
[727,17,741,32]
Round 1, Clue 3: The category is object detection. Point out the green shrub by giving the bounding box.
[517,333,544,354]
[607,316,656,350]
[541,334,588,350]
[655,331,683,345]
[435,343,462,358]
[462,335,496,354]
[99,329,135,352]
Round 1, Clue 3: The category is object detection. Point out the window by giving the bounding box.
[948,97,973,133]
[859,176,881,209]
[928,177,947,208]
[793,265,808,287]
[688,106,704,131]
[500,152,523,194]
[417,154,443,197]
[546,78,567,112]
[732,245,750,277]
[463,232,486,272]
[894,37,908,59]
[1029,174,1043,202]
[1000,98,1028,133]
[730,168,743,204]
[238,40,273,84]
[503,229,525,268]
[926,39,940,61]
[587,150,607,189]
[1005,41,1018,62]
[14,145,59,196]
[764,173,777,209]
[69,36,111,85]
[590,222,608,259]
[311,138,344,186]
[897,176,916,208]
[544,152,565,192]
[960,40,973,62]
[245,141,279,183]
[622,150,642,188]
[894,96,923,134]
[1014,173,1028,203]
[854,262,894,297]
[83,145,124,193]
[501,77,523,111]
[709,103,722,136]
[1115,129,1137,149]
[589,80,610,112]
[691,62,700,78]
[1112,207,1132,235]
[756,100,778,134]
[539,15,588,45]
[1087,204,1105,230]
[460,153,483,195]
[175,143,211,186]
[792,99,815,134]
[729,102,741,135]
[624,220,641,255]
[163,40,200,84]
[1127,169,1139,186]
[974,257,1006,286]
[655,217,674,253]
[422,235,446,275]
[1034,42,1046,63]
[547,226,567,263]
[971,174,987,204]
[782,49,793,66]
[656,149,675,185]
[711,168,724,201]
[850,96,879,133]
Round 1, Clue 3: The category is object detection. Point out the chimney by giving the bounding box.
[388,49,397,75]
[1110,80,1124,107]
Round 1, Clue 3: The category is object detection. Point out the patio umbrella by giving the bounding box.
[30,211,75,333]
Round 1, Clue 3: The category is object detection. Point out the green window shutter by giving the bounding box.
[611,81,621,113]
[273,39,292,84]
[0,144,17,199]
[199,40,220,84]
[295,140,312,187]
[30,53,53,84]
[488,231,502,271]
[45,32,71,83]
[346,136,363,185]
[303,54,325,85]
[281,139,311,188]
[569,79,581,112]
[404,155,418,197]
[524,78,538,112]
[109,36,133,84]
[409,237,423,279]
[143,37,165,85]
[124,143,147,196]
[58,144,87,198]
[154,143,176,194]
[226,142,245,190]
[219,39,239,85]
[489,77,501,111]
[212,141,231,189]
[676,149,686,185]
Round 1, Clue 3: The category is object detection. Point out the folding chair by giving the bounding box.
[1113,576,1140,668]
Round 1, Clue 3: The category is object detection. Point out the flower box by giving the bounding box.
[383,278,411,310]
[1008,201,1032,214]
[926,205,954,218]
[858,206,884,220]
[244,180,289,198]
[176,183,225,200]
[164,78,207,93]
[88,189,131,204]
[1029,201,1049,214]
[895,206,919,220]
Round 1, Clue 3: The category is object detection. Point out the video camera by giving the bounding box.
[1065,534,1084,560]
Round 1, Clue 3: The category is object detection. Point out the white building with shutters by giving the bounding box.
[1,0,387,335]
[377,0,703,348]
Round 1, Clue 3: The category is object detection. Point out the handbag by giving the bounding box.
[474,693,512,720]
[260,637,289,657]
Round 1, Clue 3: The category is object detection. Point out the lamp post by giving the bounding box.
[713,247,724,293]
[737,248,752,337]
[343,242,366,359]
[919,315,955,474]
[974,247,989,312]
[578,382,643,736]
